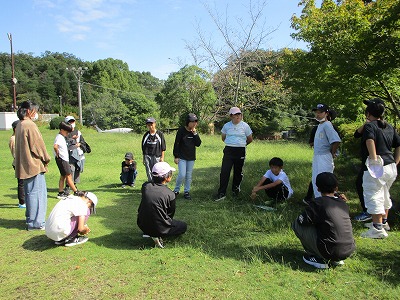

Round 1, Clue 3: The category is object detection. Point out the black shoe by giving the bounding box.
[173,191,179,197]
[303,254,329,269]
[214,193,226,202]
[57,191,68,199]
[183,192,191,200]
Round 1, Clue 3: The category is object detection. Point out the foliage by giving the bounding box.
[49,116,65,130]
[288,0,400,120]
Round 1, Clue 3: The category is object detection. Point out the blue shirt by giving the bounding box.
[313,121,341,155]
[221,121,252,147]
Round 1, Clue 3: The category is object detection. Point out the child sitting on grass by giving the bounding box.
[120,152,137,188]
[251,157,293,202]
[292,172,355,269]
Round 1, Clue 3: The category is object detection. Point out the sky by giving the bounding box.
[0,0,313,80]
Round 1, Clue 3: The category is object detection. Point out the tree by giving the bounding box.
[290,0,400,119]
[156,65,217,128]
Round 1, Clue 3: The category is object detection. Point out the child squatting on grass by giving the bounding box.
[251,157,293,203]
[45,191,98,247]
[292,172,355,269]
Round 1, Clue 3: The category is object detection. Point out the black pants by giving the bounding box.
[13,166,25,205]
[263,178,289,202]
[218,146,246,195]
[165,219,187,237]
[356,166,366,211]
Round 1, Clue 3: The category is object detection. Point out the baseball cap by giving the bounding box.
[312,103,329,112]
[85,192,98,214]
[146,117,156,124]
[229,107,242,115]
[187,113,198,122]
[152,162,176,177]
[125,152,133,160]
[363,98,385,106]
[65,115,76,123]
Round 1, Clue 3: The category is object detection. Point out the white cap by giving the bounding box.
[65,115,76,123]
[152,162,176,177]
[229,107,241,115]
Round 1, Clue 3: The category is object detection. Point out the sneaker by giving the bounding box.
[354,211,372,222]
[121,184,126,188]
[152,237,164,248]
[129,184,135,187]
[26,226,45,231]
[73,190,81,196]
[54,239,66,246]
[183,192,192,200]
[303,254,329,269]
[18,204,26,209]
[57,191,68,199]
[364,222,391,231]
[330,260,345,267]
[64,236,89,247]
[142,234,150,238]
[173,191,179,197]
[214,193,226,202]
[361,227,388,239]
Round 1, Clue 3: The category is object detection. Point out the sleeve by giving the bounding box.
[354,129,362,139]
[244,123,253,136]
[325,122,341,144]
[194,133,202,147]
[173,128,183,158]
[29,126,51,164]
[141,132,147,154]
[221,123,228,135]
[362,123,376,141]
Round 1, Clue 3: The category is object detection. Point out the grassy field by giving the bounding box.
[0,125,399,299]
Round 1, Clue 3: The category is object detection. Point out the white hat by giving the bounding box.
[65,115,76,123]
[85,192,98,214]
[152,162,176,177]
[365,156,384,179]
[229,107,241,115]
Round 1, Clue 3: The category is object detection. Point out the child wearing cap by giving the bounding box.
[120,152,137,188]
[54,122,79,198]
[215,107,253,201]
[311,103,341,198]
[45,191,98,247]
[173,113,202,200]
[251,157,293,203]
[141,117,166,181]
[292,172,355,269]
[9,120,25,208]
[359,98,400,239]
[137,162,187,248]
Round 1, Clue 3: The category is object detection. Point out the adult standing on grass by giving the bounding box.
[215,107,253,201]
[141,117,166,182]
[137,162,187,248]
[173,113,202,200]
[9,120,25,208]
[45,191,98,247]
[311,104,341,198]
[65,115,89,193]
[359,99,400,239]
[15,101,51,230]
[292,172,355,269]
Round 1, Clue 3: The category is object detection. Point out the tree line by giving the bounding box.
[0,0,398,140]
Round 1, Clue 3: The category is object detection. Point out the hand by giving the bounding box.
[174,158,179,164]
[80,225,91,235]
[369,156,382,165]
[250,192,257,200]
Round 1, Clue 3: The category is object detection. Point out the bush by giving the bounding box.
[338,122,362,157]
[49,116,64,130]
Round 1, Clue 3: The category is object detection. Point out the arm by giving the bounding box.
[53,143,59,158]
[173,128,182,162]
[394,146,400,165]
[366,139,377,160]
[221,133,226,142]
[246,134,253,145]
[77,215,90,234]
[330,141,340,158]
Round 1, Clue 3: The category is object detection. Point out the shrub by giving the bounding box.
[338,122,362,157]
[49,116,65,130]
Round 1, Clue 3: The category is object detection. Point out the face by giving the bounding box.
[314,110,327,121]
[230,113,242,124]
[146,122,156,131]
[68,120,76,128]
[187,120,198,129]
[270,165,282,176]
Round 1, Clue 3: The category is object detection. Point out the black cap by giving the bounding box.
[363,98,385,106]
[125,152,133,160]
[187,113,198,122]
[11,120,19,129]
[146,117,156,124]
[312,103,329,112]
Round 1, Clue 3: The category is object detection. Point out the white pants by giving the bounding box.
[363,163,397,215]
[312,153,334,198]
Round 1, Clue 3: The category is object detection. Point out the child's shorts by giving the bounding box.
[55,157,72,176]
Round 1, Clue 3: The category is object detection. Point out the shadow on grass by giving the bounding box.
[22,235,55,251]
[0,218,26,230]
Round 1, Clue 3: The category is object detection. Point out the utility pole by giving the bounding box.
[7,33,17,112]
[58,95,62,116]
[66,67,87,124]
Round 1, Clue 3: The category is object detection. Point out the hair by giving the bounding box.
[327,109,337,121]
[365,101,386,128]
[59,121,73,132]
[185,113,198,126]
[316,172,338,194]
[269,157,283,167]
[152,170,172,184]
[17,100,39,120]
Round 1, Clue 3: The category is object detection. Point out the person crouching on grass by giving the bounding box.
[54,122,79,198]
[137,162,187,248]
[292,172,355,269]
[251,157,293,203]
[45,191,98,247]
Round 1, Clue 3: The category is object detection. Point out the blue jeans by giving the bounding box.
[24,173,47,229]
[174,159,195,193]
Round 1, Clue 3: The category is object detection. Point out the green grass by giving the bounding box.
[1,126,400,299]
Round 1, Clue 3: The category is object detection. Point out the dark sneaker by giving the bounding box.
[354,211,372,222]
[121,184,126,188]
[64,236,89,247]
[173,191,179,197]
[183,192,192,200]
[129,184,135,187]
[303,254,329,269]
[214,193,226,202]
[57,192,68,199]
[152,237,164,248]
[27,226,45,231]
[73,190,81,196]
[54,239,67,246]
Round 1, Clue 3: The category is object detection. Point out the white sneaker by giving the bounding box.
[364,222,390,231]
[361,227,388,239]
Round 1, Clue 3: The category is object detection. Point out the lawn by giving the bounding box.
[0,125,399,299]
